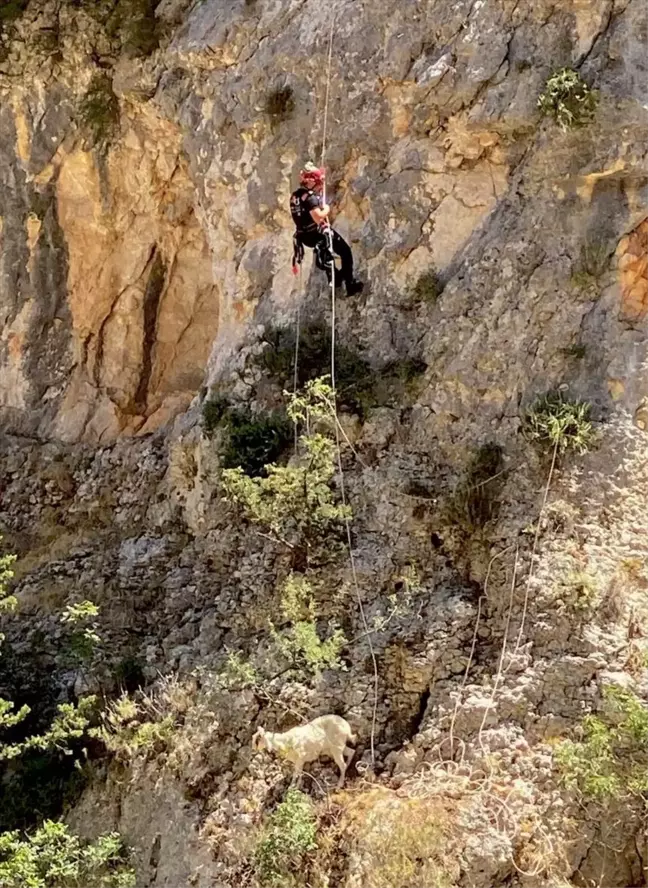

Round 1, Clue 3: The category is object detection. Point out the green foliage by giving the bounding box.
[202,396,292,477]
[222,380,351,558]
[201,395,229,436]
[452,442,504,530]
[258,323,425,419]
[220,651,259,689]
[556,685,648,800]
[79,74,119,150]
[538,68,598,131]
[0,543,17,616]
[265,85,295,124]
[254,789,318,887]
[524,392,596,455]
[0,820,135,888]
[0,0,29,28]
[90,694,176,763]
[222,409,292,477]
[60,601,101,666]
[259,323,377,418]
[410,268,443,304]
[272,574,346,677]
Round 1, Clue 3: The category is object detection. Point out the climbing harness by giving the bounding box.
[289,7,379,767]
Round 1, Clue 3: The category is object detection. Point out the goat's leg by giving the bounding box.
[332,750,347,788]
[343,745,354,761]
[291,762,303,789]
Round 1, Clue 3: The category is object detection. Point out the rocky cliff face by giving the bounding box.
[0,0,647,885]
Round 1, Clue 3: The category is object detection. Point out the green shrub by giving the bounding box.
[221,409,292,477]
[0,820,135,888]
[79,74,119,150]
[202,395,292,477]
[452,442,504,530]
[271,574,346,677]
[254,789,317,887]
[60,600,101,667]
[265,85,295,124]
[222,380,351,559]
[410,269,443,304]
[201,395,229,437]
[556,685,648,800]
[538,68,598,131]
[91,694,176,764]
[524,392,596,455]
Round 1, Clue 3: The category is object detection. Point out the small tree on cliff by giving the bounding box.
[221,378,350,565]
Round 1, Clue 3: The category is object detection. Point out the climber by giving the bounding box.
[290,162,364,296]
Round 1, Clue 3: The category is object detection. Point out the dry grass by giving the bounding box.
[335,787,460,888]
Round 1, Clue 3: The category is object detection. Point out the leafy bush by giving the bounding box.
[91,694,176,764]
[60,600,101,667]
[254,789,317,887]
[79,74,119,150]
[524,392,596,455]
[222,379,351,560]
[0,820,135,888]
[538,68,598,131]
[265,85,295,124]
[410,268,443,304]
[271,574,346,677]
[202,395,292,477]
[452,442,504,530]
[556,685,648,800]
[201,395,229,437]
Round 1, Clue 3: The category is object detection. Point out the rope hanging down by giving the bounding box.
[290,7,380,766]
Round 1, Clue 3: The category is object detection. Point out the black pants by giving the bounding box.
[298,228,355,288]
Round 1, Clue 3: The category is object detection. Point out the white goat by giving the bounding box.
[252,714,356,788]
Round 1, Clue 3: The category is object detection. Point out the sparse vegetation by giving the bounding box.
[271,574,346,677]
[0,820,135,888]
[559,569,599,613]
[257,323,426,419]
[556,685,648,800]
[561,343,587,359]
[571,239,610,289]
[525,392,596,455]
[342,790,458,888]
[452,442,505,530]
[78,74,120,150]
[254,789,317,887]
[264,85,295,124]
[201,394,229,436]
[538,68,598,131]
[410,268,443,304]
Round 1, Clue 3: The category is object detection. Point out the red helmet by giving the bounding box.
[299,162,325,187]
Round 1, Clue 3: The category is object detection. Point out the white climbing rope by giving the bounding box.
[290,5,378,765]
[318,7,380,767]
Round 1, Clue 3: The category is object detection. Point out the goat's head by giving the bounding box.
[252,726,269,751]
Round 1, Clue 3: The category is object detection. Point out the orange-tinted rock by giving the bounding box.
[617,220,648,322]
